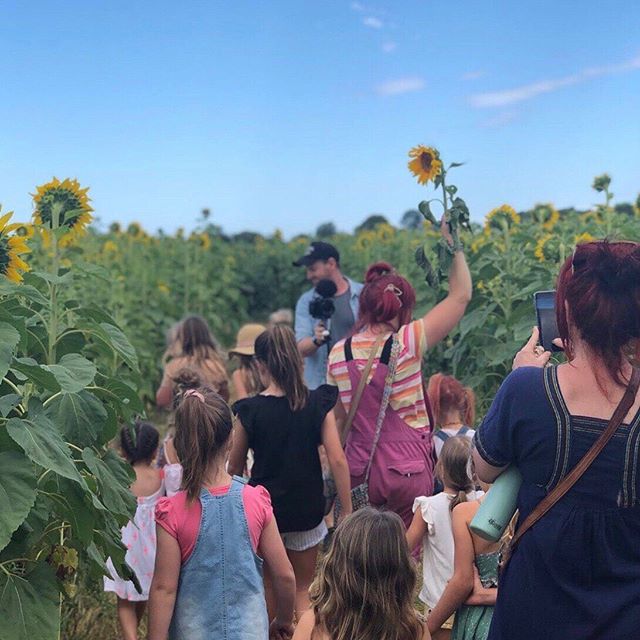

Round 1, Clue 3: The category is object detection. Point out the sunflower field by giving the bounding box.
[0,167,638,638]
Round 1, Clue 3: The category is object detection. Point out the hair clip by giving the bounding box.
[384,283,403,307]
[184,389,205,403]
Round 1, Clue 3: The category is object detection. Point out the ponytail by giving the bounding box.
[254,325,308,412]
[427,373,476,428]
[436,435,474,512]
[173,369,233,502]
[450,489,468,512]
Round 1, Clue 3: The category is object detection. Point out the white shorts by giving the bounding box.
[281,520,328,552]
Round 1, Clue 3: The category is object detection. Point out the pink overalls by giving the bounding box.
[343,335,434,527]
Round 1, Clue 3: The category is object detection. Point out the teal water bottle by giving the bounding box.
[470,466,523,542]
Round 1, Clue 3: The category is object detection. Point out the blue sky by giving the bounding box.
[1,0,638,236]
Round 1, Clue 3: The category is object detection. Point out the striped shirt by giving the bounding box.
[327,320,428,429]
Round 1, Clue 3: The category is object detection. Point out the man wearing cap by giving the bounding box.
[293,241,363,389]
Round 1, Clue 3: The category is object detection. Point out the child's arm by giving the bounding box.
[232,369,248,401]
[147,527,181,640]
[321,411,352,520]
[426,503,476,633]
[464,565,498,606]
[292,609,315,640]
[406,507,428,553]
[258,517,295,639]
[227,418,250,477]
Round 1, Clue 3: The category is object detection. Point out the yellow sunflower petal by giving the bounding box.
[0,211,14,231]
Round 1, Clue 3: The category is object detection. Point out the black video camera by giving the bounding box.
[309,280,337,321]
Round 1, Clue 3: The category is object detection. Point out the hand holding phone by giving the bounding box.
[513,327,553,370]
[533,291,562,353]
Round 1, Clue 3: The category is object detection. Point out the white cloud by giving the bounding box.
[382,41,397,53]
[363,16,384,29]
[350,1,365,12]
[376,76,425,96]
[470,54,640,108]
[462,70,486,81]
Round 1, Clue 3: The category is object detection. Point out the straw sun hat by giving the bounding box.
[228,323,266,357]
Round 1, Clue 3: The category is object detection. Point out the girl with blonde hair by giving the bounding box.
[293,508,430,640]
[156,315,229,407]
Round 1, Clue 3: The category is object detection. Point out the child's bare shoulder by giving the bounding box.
[293,610,319,640]
[451,499,480,521]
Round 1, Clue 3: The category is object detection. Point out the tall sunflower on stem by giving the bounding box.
[408,145,471,287]
[32,178,92,363]
[32,177,93,247]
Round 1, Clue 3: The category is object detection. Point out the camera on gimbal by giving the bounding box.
[308,279,337,346]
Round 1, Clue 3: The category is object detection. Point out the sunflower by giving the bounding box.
[533,203,560,231]
[470,235,488,254]
[534,234,553,262]
[375,223,396,242]
[157,282,170,294]
[0,208,31,283]
[32,178,93,247]
[190,232,211,250]
[127,222,145,238]
[484,205,520,235]
[408,146,442,185]
[102,240,119,253]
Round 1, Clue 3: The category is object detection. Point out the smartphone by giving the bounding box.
[534,290,562,352]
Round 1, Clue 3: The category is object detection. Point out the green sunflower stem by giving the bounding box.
[440,171,449,222]
[605,186,613,237]
[48,203,62,365]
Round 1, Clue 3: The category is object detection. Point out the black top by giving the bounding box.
[233,385,338,533]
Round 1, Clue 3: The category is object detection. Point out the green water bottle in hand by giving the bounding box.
[470,466,523,542]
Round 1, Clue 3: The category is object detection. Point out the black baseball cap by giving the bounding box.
[292,241,340,267]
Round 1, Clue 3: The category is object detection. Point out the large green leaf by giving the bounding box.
[11,354,97,394]
[82,448,135,518]
[45,390,107,447]
[0,308,27,351]
[45,353,97,393]
[0,394,21,417]
[99,323,139,370]
[0,321,20,380]
[54,478,97,545]
[74,304,120,326]
[0,279,48,306]
[92,377,144,417]
[0,494,52,562]
[78,320,139,370]
[6,411,84,485]
[0,561,60,640]
[0,452,37,552]
[10,358,59,391]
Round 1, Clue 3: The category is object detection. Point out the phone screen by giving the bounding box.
[534,291,561,352]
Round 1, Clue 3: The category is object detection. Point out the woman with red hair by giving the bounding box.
[473,240,640,639]
[428,373,476,459]
[327,220,472,526]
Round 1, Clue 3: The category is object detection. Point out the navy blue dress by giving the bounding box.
[475,366,640,640]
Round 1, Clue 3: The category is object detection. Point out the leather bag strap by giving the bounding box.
[511,367,640,549]
[339,335,384,445]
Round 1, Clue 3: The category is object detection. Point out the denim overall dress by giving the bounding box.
[169,477,269,640]
[343,335,434,527]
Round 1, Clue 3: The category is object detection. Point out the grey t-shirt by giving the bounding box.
[330,288,355,343]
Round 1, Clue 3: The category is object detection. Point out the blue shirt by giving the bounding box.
[295,277,363,390]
